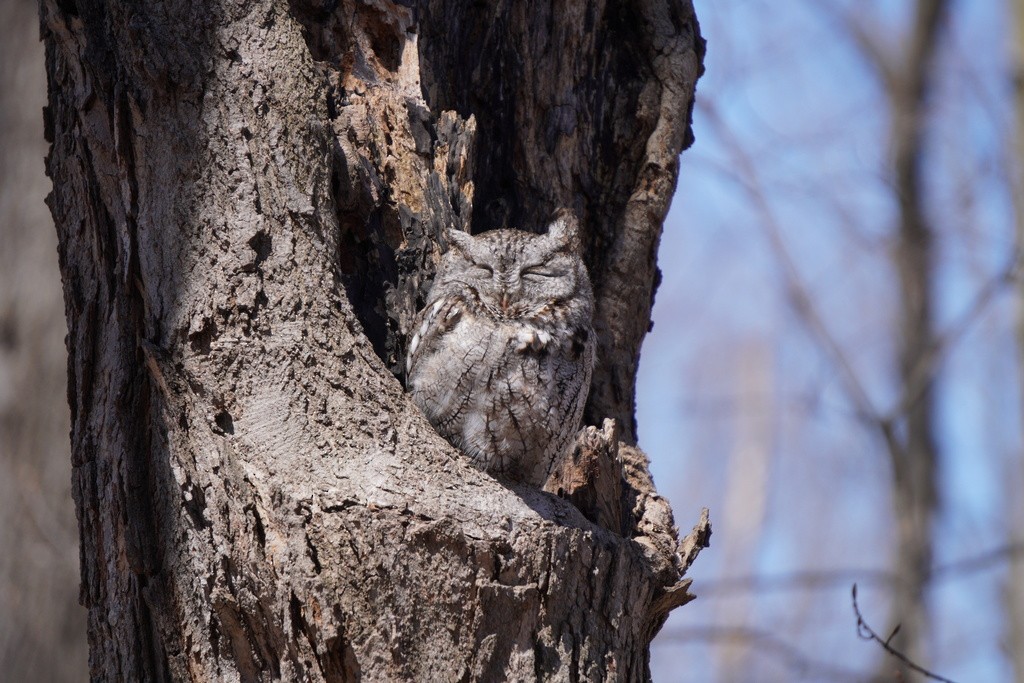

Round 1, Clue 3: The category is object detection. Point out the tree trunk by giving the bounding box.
[881,0,948,676]
[839,3,948,678]
[41,0,707,680]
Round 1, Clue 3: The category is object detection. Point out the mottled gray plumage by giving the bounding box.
[406,213,595,487]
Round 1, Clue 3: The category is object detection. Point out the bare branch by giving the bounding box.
[659,625,865,683]
[698,100,902,459]
[851,584,959,683]
[817,4,899,95]
[695,542,1024,596]
[889,254,1021,420]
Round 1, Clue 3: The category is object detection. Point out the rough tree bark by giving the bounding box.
[41,0,707,680]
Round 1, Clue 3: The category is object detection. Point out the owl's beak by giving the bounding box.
[500,292,510,313]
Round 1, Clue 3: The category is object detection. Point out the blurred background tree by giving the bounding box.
[644,1,1023,681]
[0,0,86,680]
[2,0,1022,681]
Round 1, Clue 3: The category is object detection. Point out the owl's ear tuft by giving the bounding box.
[445,227,474,253]
[546,209,580,247]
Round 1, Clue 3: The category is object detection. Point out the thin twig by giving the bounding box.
[851,584,959,683]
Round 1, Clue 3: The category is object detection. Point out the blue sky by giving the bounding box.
[638,1,1020,680]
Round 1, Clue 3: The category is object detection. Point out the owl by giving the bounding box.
[406,213,596,488]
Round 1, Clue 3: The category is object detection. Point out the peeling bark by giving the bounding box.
[42,0,706,679]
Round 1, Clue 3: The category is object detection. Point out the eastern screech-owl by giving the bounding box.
[406,213,595,487]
